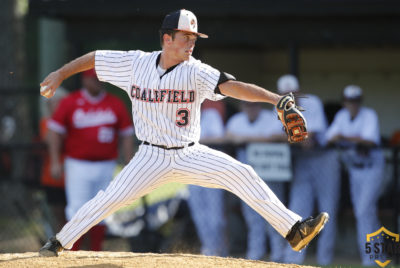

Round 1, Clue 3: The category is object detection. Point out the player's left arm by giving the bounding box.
[220,80,307,143]
[219,80,281,105]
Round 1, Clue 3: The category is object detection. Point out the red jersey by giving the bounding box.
[48,89,134,161]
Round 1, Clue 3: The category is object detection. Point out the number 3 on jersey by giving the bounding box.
[176,108,190,127]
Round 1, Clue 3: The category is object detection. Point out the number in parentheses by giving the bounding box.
[176,108,190,127]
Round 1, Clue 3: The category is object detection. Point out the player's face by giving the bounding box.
[242,102,262,122]
[170,31,198,61]
[83,77,103,96]
[344,99,361,117]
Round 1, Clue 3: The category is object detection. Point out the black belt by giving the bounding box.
[142,141,195,150]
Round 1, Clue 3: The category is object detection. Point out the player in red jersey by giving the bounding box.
[47,69,134,251]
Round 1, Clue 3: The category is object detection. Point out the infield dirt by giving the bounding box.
[0,251,317,268]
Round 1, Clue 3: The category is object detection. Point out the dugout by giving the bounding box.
[29,0,400,137]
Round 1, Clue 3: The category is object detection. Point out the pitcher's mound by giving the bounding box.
[0,251,317,268]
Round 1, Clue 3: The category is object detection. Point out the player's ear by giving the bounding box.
[163,33,173,45]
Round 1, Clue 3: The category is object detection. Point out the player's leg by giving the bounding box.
[241,201,267,260]
[188,186,210,253]
[283,155,314,264]
[205,188,228,257]
[42,145,174,253]
[349,153,384,266]
[64,158,94,250]
[174,144,328,252]
[188,186,227,256]
[266,182,286,262]
[314,150,341,265]
[64,158,93,223]
[87,160,116,251]
[174,144,300,237]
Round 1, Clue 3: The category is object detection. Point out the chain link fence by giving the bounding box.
[0,88,46,253]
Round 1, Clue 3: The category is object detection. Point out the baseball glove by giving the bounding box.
[276,93,308,143]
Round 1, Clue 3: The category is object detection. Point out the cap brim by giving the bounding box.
[197,32,208,38]
[174,29,208,38]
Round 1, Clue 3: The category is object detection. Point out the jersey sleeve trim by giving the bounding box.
[48,119,67,134]
[215,71,236,96]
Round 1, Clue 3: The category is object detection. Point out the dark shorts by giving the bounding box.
[43,186,67,205]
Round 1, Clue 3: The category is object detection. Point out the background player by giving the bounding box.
[325,85,384,266]
[39,9,328,257]
[39,87,68,233]
[47,69,134,250]
[187,104,228,256]
[277,75,341,266]
[226,101,286,261]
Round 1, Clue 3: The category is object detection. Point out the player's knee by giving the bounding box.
[240,163,259,178]
[354,204,377,219]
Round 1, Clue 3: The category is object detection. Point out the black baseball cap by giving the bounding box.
[161,9,208,38]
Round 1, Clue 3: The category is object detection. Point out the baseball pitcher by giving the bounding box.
[39,9,328,257]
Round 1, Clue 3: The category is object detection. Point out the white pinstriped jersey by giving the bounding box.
[95,50,225,147]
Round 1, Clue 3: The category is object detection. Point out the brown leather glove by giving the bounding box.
[276,93,308,143]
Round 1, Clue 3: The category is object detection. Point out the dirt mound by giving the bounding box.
[0,251,317,268]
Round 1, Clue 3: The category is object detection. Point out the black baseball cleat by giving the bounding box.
[286,212,329,252]
[39,236,64,257]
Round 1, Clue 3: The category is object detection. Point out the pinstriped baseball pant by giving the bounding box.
[56,143,301,249]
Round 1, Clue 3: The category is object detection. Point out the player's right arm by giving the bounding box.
[40,51,95,98]
[46,96,70,179]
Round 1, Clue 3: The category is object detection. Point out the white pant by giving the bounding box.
[241,182,287,261]
[57,144,301,249]
[284,149,341,265]
[345,149,384,266]
[65,158,116,221]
